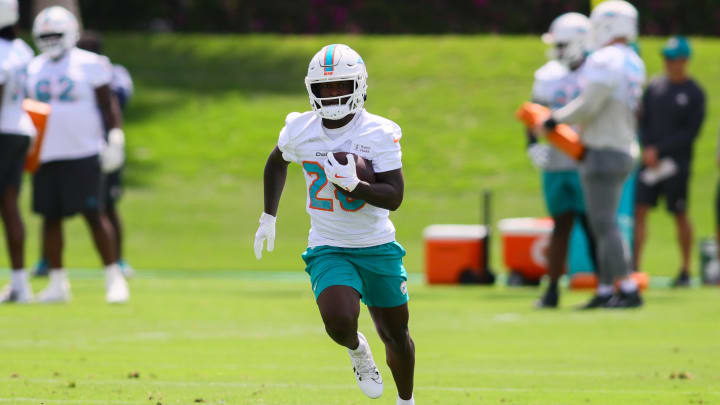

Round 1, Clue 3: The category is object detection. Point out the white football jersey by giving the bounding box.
[578,43,645,153]
[0,38,35,137]
[278,109,403,248]
[583,43,645,111]
[532,60,584,171]
[26,48,112,163]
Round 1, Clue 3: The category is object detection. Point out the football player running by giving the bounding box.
[26,6,129,303]
[0,0,35,303]
[537,1,646,308]
[255,44,416,404]
[529,12,598,308]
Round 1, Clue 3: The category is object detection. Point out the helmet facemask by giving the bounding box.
[306,76,366,120]
[35,32,66,58]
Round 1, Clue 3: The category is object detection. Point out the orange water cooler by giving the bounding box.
[498,217,554,284]
[424,225,487,284]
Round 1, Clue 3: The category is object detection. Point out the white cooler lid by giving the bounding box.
[498,217,553,235]
[423,224,487,240]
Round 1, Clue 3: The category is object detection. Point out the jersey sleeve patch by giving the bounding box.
[371,125,402,173]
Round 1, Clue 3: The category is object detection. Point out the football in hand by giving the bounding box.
[332,152,375,184]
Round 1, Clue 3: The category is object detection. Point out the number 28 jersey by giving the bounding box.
[26,48,112,163]
[278,109,403,248]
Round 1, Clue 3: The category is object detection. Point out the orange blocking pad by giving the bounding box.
[23,99,51,173]
[424,225,487,284]
[498,217,554,281]
[515,102,585,161]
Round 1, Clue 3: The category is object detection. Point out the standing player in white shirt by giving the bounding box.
[26,6,128,303]
[254,44,416,405]
[539,1,646,308]
[0,0,35,303]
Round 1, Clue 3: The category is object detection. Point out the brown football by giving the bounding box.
[333,152,375,184]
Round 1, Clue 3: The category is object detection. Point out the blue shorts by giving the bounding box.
[302,241,409,308]
[542,170,586,217]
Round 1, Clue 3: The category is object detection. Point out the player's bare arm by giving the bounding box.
[254,146,289,259]
[338,168,404,211]
[263,146,290,216]
[95,84,122,129]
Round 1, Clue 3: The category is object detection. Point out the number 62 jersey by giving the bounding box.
[278,109,402,249]
[26,47,112,164]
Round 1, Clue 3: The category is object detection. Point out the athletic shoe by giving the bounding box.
[348,332,383,399]
[32,258,49,277]
[535,286,559,309]
[106,264,130,303]
[671,272,691,288]
[119,259,135,278]
[0,283,34,304]
[36,271,71,303]
[577,294,612,310]
[606,290,643,309]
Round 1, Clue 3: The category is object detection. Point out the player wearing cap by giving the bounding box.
[0,0,35,303]
[538,1,646,308]
[254,44,416,405]
[634,36,705,287]
[26,6,129,303]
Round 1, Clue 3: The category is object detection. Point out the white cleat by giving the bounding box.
[0,283,34,304]
[348,331,383,399]
[106,264,129,304]
[36,271,72,303]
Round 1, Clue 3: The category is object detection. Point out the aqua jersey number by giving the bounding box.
[302,161,366,212]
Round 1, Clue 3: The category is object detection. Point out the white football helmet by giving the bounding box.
[590,0,638,49]
[0,0,18,28]
[542,12,590,67]
[305,44,368,120]
[32,6,79,59]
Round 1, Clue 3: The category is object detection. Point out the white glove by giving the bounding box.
[324,153,360,192]
[254,213,276,259]
[100,128,125,173]
[527,143,550,169]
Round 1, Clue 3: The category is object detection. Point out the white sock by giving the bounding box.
[49,268,67,280]
[397,394,414,405]
[596,284,614,296]
[10,269,28,290]
[620,278,638,293]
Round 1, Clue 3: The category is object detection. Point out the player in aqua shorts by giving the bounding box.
[528,12,597,308]
[254,44,416,405]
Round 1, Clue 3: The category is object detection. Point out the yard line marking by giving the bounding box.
[5,378,720,396]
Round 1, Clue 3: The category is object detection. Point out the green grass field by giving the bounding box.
[1,35,720,404]
[2,34,719,274]
[1,272,719,404]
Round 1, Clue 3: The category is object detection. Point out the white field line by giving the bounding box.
[3,378,720,396]
[0,326,327,348]
[0,399,147,404]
